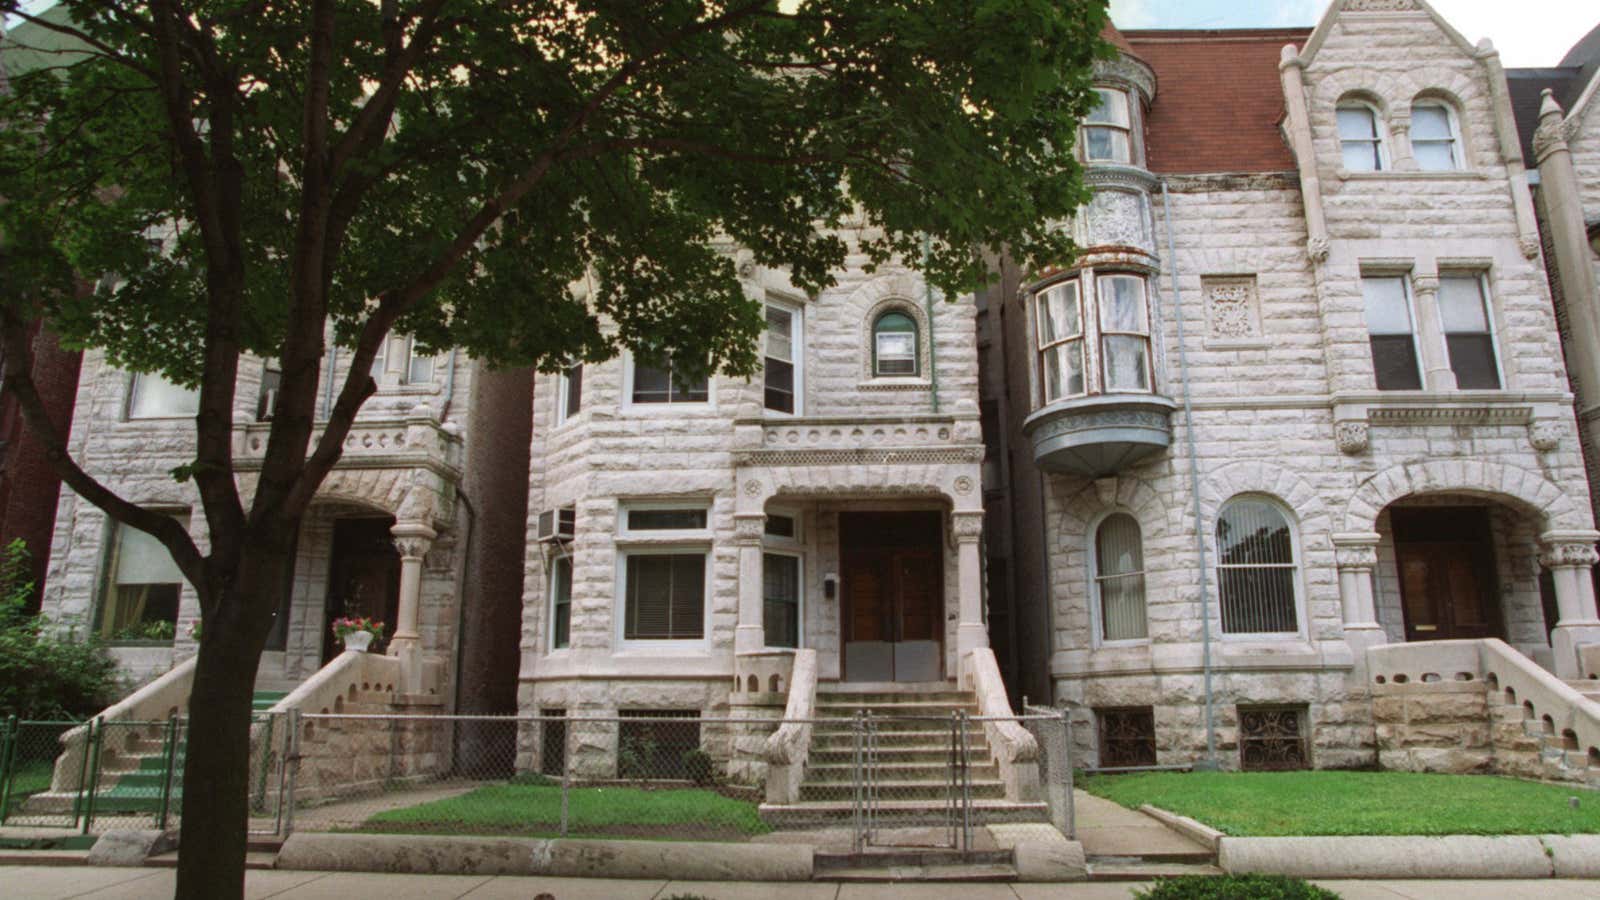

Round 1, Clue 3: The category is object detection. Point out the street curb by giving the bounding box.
[1139,804,1224,853]
[1219,835,1554,879]
[275,832,815,881]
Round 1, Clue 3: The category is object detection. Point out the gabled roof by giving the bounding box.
[1123,29,1309,175]
[1296,0,1479,68]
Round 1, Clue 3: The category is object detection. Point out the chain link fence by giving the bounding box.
[3,708,1074,846]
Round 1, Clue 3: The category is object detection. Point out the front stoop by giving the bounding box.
[759,683,1048,827]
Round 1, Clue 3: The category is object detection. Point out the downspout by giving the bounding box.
[1160,180,1218,769]
[922,234,940,414]
[321,345,337,420]
[449,489,478,716]
[439,347,460,421]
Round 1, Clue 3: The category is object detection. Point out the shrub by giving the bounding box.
[682,748,715,786]
[618,734,657,781]
[0,539,119,721]
[1136,875,1340,900]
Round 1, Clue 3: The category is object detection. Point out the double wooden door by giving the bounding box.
[840,511,944,682]
[1392,507,1503,642]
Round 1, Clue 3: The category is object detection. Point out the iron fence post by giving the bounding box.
[283,709,299,837]
[80,718,104,835]
[851,710,863,854]
[958,710,971,853]
[0,715,16,823]
[1062,706,1075,839]
[559,716,571,838]
[156,713,179,829]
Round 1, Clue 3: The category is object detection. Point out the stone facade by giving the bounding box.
[984,1,1600,771]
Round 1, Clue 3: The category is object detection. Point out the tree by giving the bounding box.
[0,1,1107,895]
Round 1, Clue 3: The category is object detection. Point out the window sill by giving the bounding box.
[613,643,713,657]
[1337,169,1486,182]
[858,379,931,392]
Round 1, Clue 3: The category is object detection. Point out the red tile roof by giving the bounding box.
[1123,29,1311,175]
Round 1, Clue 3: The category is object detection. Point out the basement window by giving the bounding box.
[1238,705,1310,771]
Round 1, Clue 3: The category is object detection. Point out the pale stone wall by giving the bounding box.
[1041,3,1595,769]
[40,342,478,690]
[518,250,984,728]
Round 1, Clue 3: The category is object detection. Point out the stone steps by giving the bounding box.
[758,799,1049,828]
[801,779,1008,802]
[811,747,994,766]
[806,761,1000,783]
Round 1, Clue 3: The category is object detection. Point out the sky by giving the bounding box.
[1109,0,1598,68]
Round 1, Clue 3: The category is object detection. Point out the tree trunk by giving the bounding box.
[174,538,294,899]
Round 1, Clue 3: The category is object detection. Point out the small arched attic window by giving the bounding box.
[1336,98,1388,172]
[872,310,919,377]
[1410,98,1463,171]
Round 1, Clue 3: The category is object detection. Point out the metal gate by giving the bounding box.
[850,709,974,853]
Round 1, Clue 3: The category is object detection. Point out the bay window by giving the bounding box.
[617,504,711,645]
[1034,271,1154,404]
[1082,88,1133,164]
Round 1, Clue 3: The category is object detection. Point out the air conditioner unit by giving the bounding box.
[258,389,278,422]
[537,506,576,543]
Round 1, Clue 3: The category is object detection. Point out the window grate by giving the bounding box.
[1238,705,1309,771]
[1096,706,1157,768]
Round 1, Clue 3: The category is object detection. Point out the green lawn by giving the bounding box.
[359,781,771,841]
[1079,771,1600,837]
[5,761,54,800]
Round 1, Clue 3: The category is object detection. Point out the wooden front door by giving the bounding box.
[840,511,944,682]
[322,517,402,663]
[1392,507,1503,642]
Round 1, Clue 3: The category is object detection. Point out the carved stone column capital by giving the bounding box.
[732,513,766,546]
[950,510,984,543]
[391,522,437,559]
[1332,532,1382,571]
[1410,272,1440,296]
[1540,541,1600,570]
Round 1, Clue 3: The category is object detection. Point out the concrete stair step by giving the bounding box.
[760,799,1048,828]
[811,748,993,766]
[1088,861,1224,881]
[800,780,1007,802]
[806,762,1000,784]
[812,723,987,738]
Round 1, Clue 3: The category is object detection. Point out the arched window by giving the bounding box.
[1336,101,1387,172]
[1410,100,1461,171]
[1216,497,1299,634]
[1094,513,1147,641]
[872,310,919,377]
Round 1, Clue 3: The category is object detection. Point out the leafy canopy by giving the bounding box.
[1,0,1106,384]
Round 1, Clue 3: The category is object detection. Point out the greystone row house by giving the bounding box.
[29,0,1600,810]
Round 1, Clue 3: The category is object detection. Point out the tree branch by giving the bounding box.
[0,307,204,584]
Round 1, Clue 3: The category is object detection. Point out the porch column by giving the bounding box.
[389,521,436,693]
[1539,531,1600,679]
[1409,273,1457,391]
[734,513,766,655]
[952,511,988,661]
[1333,533,1386,673]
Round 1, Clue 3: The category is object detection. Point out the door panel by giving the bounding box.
[840,512,945,682]
[1391,507,1502,642]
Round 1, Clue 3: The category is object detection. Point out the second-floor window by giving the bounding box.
[872,311,919,377]
[1082,88,1132,164]
[555,363,582,424]
[631,357,709,404]
[257,363,281,422]
[1361,275,1422,390]
[1439,274,1500,389]
[372,336,437,387]
[1337,103,1387,172]
[128,372,200,420]
[100,513,189,642]
[1411,102,1461,171]
[1035,272,1153,404]
[764,303,801,413]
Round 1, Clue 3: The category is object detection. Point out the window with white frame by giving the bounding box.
[871,310,919,377]
[1082,87,1132,164]
[1410,101,1461,171]
[1438,273,1501,389]
[549,553,573,649]
[127,372,200,420]
[764,303,801,414]
[1037,281,1085,402]
[99,513,190,642]
[555,363,582,424]
[371,335,437,386]
[1337,102,1387,172]
[1094,513,1147,642]
[1216,497,1299,635]
[1098,275,1152,391]
[630,356,709,404]
[1034,270,1153,404]
[257,361,281,422]
[762,511,802,649]
[618,504,711,643]
[1361,275,1422,390]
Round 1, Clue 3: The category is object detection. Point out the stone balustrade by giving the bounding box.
[964,647,1040,803]
[51,656,197,792]
[732,414,982,466]
[234,410,462,478]
[763,649,818,804]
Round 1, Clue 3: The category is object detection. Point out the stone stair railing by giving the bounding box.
[50,656,197,793]
[963,647,1039,802]
[763,648,817,804]
[1367,638,1600,783]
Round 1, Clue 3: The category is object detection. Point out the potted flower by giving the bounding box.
[187,619,202,642]
[332,616,385,652]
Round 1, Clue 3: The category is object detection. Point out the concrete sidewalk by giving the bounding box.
[10,867,1600,899]
[1070,790,1210,859]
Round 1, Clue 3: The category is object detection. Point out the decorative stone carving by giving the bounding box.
[1531,117,1569,164]
[1083,189,1153,253]
[1528,420,1561,452]
[950,511,984,542]
[1540,542,1600,569]
[1202,275,1262,341]
[953,475,975,496]
[732,514,766,545]
[743,479,763,497]
[1344,0,1418,10]
[1518,236,1541,260]
[1305,237,1329,263]
[1334,545,1379,570]
[1334,420,1369,455]
[392,531,435,560]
